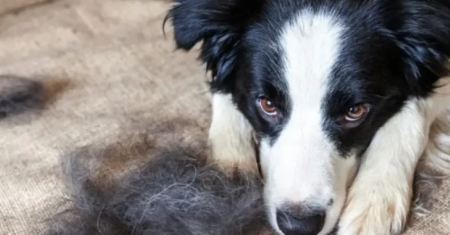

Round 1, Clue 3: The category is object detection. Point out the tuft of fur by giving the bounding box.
[43,121,269,235]
[0,75,44,118]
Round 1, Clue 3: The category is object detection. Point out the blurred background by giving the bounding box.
[0,0,211,233]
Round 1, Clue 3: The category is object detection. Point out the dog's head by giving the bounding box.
[168,0,450,234]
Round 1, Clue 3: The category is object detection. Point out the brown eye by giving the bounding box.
[258,96,277,116]
[345,104,368,122]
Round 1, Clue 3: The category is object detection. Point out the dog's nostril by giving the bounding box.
[276,206,326,235]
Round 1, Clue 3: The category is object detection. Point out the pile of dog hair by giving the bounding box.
[42,121,271,235]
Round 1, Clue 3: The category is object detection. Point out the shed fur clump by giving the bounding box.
[44,121,269,235]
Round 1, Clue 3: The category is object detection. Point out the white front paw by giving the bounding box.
[336,181,411,235]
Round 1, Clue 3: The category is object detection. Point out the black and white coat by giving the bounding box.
[168,1,450,234]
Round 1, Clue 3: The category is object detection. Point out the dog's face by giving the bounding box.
[169,0,450,234]
[232,8,411,234]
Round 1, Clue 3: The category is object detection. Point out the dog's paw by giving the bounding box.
[336,179,411,235]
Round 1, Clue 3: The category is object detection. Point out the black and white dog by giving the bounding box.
[168,0,450,235]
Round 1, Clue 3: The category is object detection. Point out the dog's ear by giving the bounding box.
[394,1,450,95]
[167,0,261,92]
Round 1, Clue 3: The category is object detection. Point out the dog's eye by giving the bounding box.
[257,96,278,116]
[345,104,368,122]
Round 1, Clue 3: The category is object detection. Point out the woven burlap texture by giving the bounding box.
[0,0,448,234]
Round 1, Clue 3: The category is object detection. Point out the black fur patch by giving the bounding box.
[0,75,44,118]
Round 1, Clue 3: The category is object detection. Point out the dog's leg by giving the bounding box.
[337,79,450,235]
[208,93,258,174]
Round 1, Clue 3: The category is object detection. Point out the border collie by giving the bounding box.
[168,0,450,235]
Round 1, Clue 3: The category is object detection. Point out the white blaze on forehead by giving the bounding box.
[261,10,350,235]
[282,10,343,127]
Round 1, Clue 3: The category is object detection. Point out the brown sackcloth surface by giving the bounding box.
[0,0,448,234]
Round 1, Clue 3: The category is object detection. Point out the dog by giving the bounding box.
[167,0,450,234]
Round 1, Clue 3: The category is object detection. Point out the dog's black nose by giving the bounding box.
[276,206,326,235]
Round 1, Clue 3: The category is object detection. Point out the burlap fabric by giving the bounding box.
[0,0,448,234]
